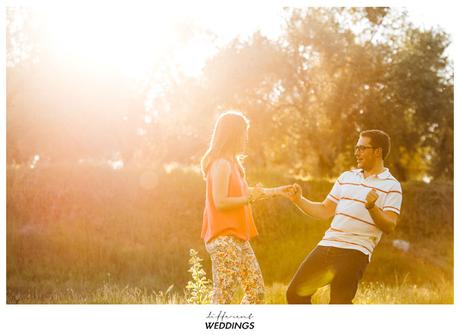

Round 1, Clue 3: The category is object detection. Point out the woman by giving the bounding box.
[201,111,281,304]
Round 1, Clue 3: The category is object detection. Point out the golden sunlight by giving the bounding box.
[41,4,208,79]
[6,4,453,313]
[37,3,284,80]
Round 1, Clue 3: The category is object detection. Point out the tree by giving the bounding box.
[6,7,453,181]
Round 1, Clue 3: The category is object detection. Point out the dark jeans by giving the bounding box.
[286,245,369,304]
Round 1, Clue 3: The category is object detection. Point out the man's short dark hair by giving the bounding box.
[360,130,391,160]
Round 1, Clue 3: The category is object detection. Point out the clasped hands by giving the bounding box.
[250,183,303,203]
[250,183,379,209]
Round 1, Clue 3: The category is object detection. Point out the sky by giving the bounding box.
[406,5,456,35]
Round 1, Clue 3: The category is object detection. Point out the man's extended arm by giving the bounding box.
[287,184,337,220]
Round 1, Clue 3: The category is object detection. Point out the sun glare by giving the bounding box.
[41,4,204,79]
[35,3,285,81]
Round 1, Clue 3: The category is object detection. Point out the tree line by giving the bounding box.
[7,7,453,181]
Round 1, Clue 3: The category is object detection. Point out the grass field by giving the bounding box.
[7,280,453,304]
[6,165,454,304]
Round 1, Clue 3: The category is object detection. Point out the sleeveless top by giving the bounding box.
[201,159,258,243]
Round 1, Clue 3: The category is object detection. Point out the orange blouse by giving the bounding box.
[201,159,258,243]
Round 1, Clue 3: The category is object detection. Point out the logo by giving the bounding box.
[205,311,255,330]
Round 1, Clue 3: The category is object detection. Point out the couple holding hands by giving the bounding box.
[201,111,402,304]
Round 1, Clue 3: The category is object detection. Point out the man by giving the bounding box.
[284,130,402,304]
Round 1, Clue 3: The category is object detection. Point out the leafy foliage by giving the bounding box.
[185,249,212,304]
[6,7,453,181]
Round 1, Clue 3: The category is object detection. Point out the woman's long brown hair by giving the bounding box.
[200,111,249,179]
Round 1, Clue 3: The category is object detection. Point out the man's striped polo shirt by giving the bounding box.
[318,168,402,259]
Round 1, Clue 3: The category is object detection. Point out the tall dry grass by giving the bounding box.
[6,164,453,303]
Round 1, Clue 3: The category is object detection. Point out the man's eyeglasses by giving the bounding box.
[354,145,375,153]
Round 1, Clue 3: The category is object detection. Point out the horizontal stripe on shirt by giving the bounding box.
[329,227,375,237]
[341,196,366,204]
[339,197,388,211]
[335,212,376,227]
[337,181,402,195]
[321,237,372,253]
